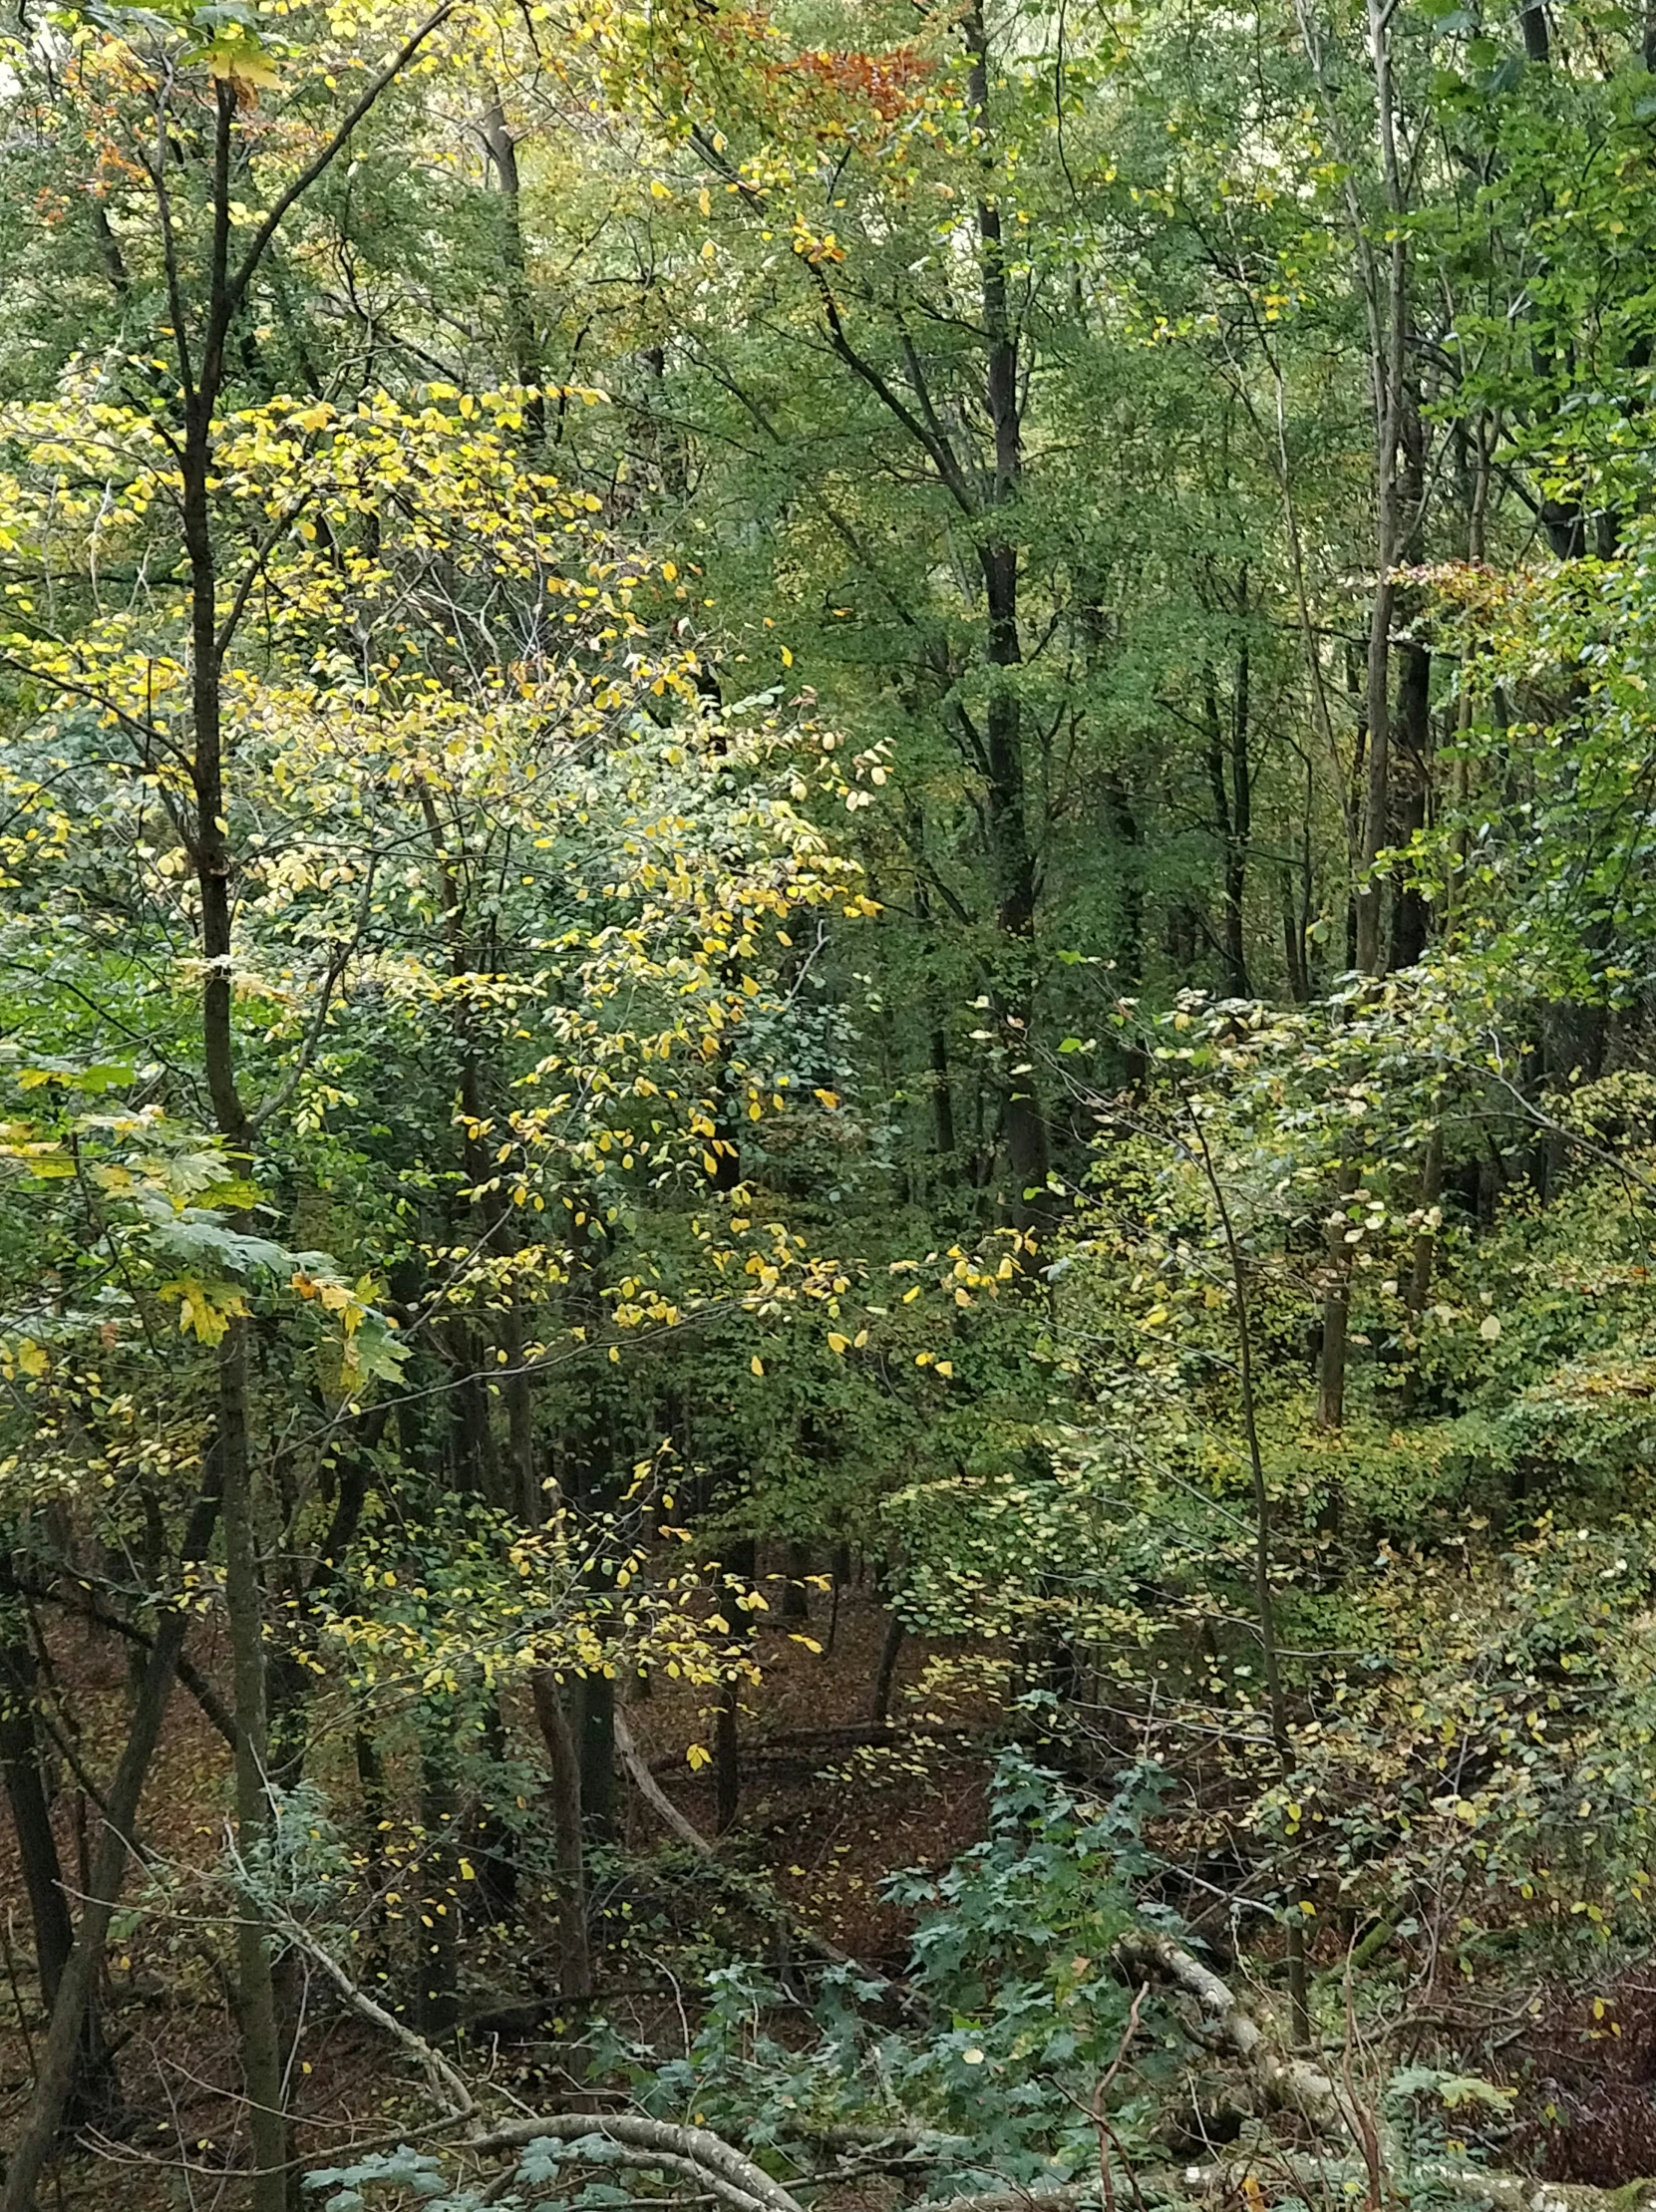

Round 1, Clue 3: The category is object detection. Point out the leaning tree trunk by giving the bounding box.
[0,1565,114,2123]
[1,1479,222,2212]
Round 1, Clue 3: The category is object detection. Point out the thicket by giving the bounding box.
[3,0,1656,2207]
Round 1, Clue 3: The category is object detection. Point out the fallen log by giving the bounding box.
[1113,1927,1346,2135]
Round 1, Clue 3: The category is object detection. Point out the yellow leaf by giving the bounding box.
[686,1741,712,1770]
[751,1356,764,1376]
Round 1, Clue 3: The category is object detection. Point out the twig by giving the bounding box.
[0,1911,36,2073]
[1094,1983,1148,2212]
[258,1898,475,2121]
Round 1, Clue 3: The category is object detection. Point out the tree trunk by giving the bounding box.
[1203,661,1251,998]
[416,1736,459,2039]
[577,1670,616,1846]
[355,1728,388,1970]
[1280,866,1310,1005]
[1402,1128,1446,1412]
[870,1606,905,1727]
[219,1323,291,2212]
[781,1541,811,1620]
[530,1671,593,2009]
[182,96,290,2188]
[1,1479,221,2212]
[1389,642,1432,971]
[1317,1164,1358,1434]
[712,1536,755,1834]
[0,1575,113,2123]
[713,1676,742,1835]
[479,91,545,444]
[965,4,1049,1234]
[1346,0,1409,977]
[929,1022,958,1162]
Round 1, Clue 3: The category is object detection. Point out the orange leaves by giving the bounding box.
[592,0,932,162]
[774,42,934,131]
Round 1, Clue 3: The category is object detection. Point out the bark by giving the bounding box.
[0,1581,75,2011]
[529,1670,594,2007]
[219,1323,291,2211]
[0,1578,111,2121]
[468,2114,806,2212]
[713,1536,754,1833]
[576,1669,616,1845]
[913,866,959,1164]
[416,1738,459,2038]
[1102,769,1145,1006]
[714,1676,742,1834]
[1401,1127,1446,1414]
[1351,0,1411,978]
[1386,372,1432,972]
[1280,865,1310,1005]
[469,1702,519,1924]
[479,89,545,443]
[1,1479,221,2212]
[1115,1927,1340,2133]
[355,1727,388,1967]
[781,1540,811,1620]
[965,3,1050,1231]
[1182,1111,1310,2047]
[1317,1161,1359,1434]
[0,1610,121,2140]
[928,1025,958,1161]
[869,1605,905,1727]
[179,101,289,2207]
[1355,539,1396,972]
[1201,651,1252,998]
[1406,1129,1445,1323]
[501,1301,539,1526]
[1297,0,1408,976]
[1388,641,1432,971]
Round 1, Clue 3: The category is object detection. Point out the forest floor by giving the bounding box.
[0,1569,998,2209]
[5,1571,1653,2205]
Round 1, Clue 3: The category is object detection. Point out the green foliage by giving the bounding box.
[9,0,1656,2193]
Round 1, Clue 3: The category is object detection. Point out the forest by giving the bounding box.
[5,0,1656,2204]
